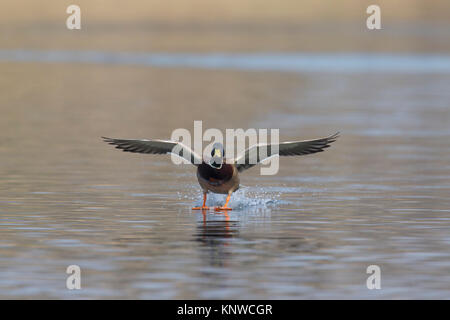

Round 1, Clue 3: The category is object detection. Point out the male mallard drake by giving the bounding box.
[102,133,339,211]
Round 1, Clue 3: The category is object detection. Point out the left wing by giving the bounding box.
[233,132,339,172]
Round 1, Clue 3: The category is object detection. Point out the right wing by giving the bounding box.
[102,137,202,166]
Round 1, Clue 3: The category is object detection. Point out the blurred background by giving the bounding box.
[0,1,449,299]
[1,0,450,52]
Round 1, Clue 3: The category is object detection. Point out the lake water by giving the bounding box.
[2,49,450,73]
[0,50,449,299]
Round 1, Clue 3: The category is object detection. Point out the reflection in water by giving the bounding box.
[194,212,239,268]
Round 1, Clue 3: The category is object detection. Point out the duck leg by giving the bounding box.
[192,193,210,210]
[215,193,232,211]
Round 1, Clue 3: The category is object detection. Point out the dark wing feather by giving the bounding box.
[102,137,202,166]
[234,132,339,172]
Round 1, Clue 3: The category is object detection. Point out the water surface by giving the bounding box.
[0,52,449,299]
[1,49,450,73]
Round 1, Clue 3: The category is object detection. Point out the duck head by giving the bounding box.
[209,143,224,169]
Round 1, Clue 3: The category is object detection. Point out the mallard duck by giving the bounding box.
[102,132,339,211]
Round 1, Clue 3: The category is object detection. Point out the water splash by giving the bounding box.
[178,185,282,210]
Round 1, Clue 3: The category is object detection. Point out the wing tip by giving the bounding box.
[329,131,340,139]
[326,132,340,143]
[101,136,117,145]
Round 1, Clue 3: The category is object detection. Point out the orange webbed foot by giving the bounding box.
[214,206,232,211]
[193,193,209,210]
[214,193,232,211]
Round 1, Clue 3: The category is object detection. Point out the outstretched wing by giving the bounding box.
[102,137,202,166]
[234,132,339,172]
